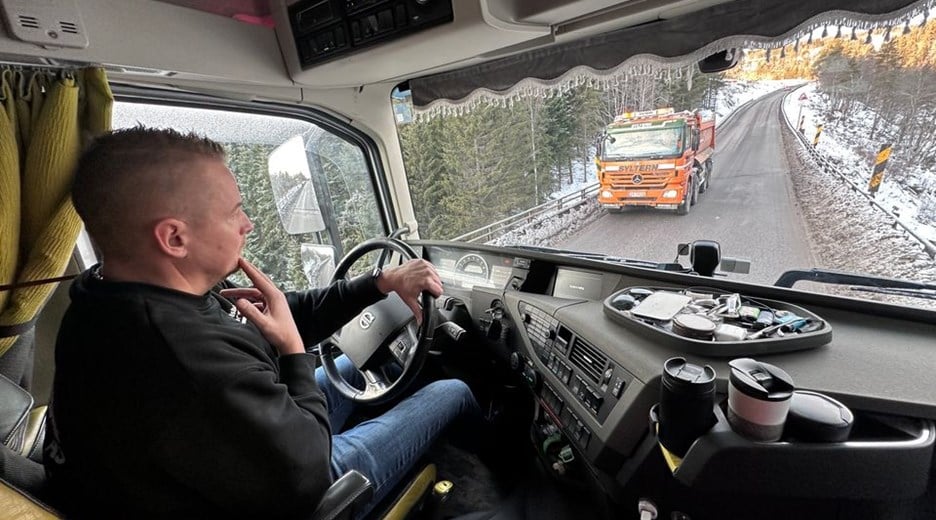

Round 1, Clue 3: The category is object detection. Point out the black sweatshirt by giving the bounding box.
[45,267,385,519]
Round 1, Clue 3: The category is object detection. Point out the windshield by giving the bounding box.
[603,126,684,160]
[395,15,936,310]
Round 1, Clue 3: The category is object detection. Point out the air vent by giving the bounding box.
[568,337,607,384]
[17,14,39,29]
[0,0,89,48]
[59,21,79,34]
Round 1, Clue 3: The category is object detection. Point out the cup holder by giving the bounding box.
[649,402,935,499]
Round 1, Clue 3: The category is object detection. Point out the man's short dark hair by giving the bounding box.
[71,126,226,256]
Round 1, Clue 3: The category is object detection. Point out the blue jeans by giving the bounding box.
[315,356,479,515]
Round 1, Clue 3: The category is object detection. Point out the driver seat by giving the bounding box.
[0,469,374,520]
[0,370,390,520]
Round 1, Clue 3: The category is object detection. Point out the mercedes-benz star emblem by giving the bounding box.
[359,312,375,329]
[632,174,643,184]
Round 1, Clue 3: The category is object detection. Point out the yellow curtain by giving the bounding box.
[0,67,113,359]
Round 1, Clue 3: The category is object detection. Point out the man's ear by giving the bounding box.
[153,218,189,259]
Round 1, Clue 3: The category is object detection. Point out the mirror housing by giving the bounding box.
[268,135,327,235]
[698,49,741,73]
[689,240,721,276]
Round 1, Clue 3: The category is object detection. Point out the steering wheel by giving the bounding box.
[319,238,434,405]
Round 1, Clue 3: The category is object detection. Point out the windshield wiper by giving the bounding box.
[849,286,936,301]
[775,268,936,302]
[507,244,685,272]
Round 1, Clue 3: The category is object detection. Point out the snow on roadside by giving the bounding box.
[489,200,601,247]
[783,83,936,246]
[715,79,801,123]
[780,113,936,310]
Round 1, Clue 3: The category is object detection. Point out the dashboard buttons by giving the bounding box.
[611,376,627,398]
[522,363,541,391]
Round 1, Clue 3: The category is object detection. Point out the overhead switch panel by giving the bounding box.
[288,0,453,68]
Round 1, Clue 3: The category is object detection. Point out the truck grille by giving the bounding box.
[607,171,671,189]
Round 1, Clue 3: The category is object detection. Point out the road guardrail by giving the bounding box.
[452,182,599,243]
[781,91,936,259]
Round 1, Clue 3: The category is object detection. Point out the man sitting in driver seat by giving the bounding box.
[44,127,479,519]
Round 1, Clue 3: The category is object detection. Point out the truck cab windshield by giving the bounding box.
[603,126,684,160]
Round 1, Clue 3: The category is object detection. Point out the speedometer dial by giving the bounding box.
[454,253,489,280]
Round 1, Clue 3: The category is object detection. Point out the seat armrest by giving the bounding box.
[310,470,373,520]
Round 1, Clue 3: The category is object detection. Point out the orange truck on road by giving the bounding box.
[596,108,715,215]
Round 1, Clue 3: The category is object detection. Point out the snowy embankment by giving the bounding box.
[784,85,936,296]
[784,83,936,247]
[780,86,936,308]
[491,81,794,247]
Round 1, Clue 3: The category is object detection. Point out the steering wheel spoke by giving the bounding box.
[387,319,420,367]
[360,368,393,397]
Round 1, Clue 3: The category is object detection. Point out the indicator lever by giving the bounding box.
[436,321,466,342]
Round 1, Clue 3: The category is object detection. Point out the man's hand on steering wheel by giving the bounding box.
[375,259,444,324]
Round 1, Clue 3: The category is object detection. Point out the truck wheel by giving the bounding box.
[677,178,693,215]
[690,175,700,206]
[702,158,714,192]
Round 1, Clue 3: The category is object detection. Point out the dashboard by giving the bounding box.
[420,241,936,502]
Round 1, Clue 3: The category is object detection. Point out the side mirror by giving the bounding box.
[268,135,326,235]
[698,49,740,73]
[301,243,336,288]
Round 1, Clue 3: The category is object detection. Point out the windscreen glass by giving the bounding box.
[395,10,936,309]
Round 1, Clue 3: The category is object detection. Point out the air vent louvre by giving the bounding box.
[17,15,39,29]
[568,337,607,383]
[1,0,89,48]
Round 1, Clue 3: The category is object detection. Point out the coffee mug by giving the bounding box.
[727,358,795,441]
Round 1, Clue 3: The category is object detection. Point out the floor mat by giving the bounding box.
[431,441,504,518]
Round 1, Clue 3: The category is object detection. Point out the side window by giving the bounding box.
[112,101,385,290]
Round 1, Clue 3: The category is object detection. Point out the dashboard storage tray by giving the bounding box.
[603,286,831,357]
[648,404,935,499]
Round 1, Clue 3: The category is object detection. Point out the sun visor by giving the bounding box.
[410,0,931,116]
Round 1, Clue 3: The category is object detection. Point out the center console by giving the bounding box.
[518,301,635,457]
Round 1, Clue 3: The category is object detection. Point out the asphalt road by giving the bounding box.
[557,90,817,285]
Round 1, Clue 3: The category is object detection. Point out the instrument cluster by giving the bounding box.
[431,247,515,290]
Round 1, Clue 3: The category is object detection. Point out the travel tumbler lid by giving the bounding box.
[663,357,716,395]
[728,358,795,402]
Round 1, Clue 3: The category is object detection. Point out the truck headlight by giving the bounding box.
[601,190,613,198]
[605,166,621,172]
[657,163,675,169]
[663,190,678,198]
